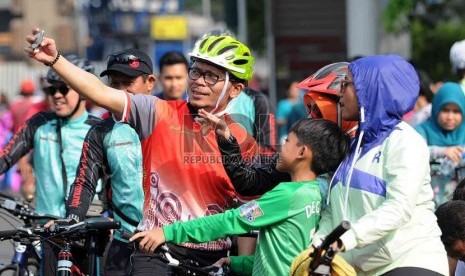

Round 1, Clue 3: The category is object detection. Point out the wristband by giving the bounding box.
[66,214,80,223]
[45,52,61,67]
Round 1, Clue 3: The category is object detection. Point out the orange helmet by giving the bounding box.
[304,92,358,137]
[297,62,349,96]
[297,62,358,136]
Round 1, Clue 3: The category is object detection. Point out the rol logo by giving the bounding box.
[156,192,182,226]
[147,172,160,229]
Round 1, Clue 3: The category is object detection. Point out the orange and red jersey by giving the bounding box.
[121,93,257,250]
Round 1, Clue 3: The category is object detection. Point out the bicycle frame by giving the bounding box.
[0,240,41,276]
[0,217,118,276]
[56,243,85,276]
[0,194,45,276]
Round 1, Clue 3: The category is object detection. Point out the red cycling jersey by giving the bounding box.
[121,94,257,250]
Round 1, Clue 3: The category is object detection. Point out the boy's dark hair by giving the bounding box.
[435,200,465,257]
[452,177,465,201]
[289,118,349,175]
[158,51,188,72]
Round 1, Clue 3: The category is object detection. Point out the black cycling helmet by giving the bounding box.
[45,55,94,119]
[46,54,95,84]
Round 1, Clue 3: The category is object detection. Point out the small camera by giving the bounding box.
[31,30,45,50]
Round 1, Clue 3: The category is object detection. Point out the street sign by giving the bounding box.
[151,15,187,40]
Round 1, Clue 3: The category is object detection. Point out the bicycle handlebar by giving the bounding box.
[309,220,351,271]
[0,229,20,239]
[1,197,59,221]
[0,226,47,240]
[319,220,351,250]
[121,230,171,254]
[49,217,121,234]
[121,231,231,275]
[0,217,120,241]
[85,217,121,230]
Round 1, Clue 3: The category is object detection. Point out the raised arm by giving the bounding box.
[25,28,126,118]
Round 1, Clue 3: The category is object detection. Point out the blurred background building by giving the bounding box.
[0,0,464,108]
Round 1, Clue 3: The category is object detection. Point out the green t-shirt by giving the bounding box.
[163,181,322,276]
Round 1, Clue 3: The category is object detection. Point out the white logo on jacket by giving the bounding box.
[305,201,321,218]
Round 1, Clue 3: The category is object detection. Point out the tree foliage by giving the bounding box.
[383,0,465,81]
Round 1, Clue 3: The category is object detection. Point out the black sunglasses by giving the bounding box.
[44,84,70,96]
[107,53,149,67]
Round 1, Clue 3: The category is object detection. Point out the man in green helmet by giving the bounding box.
[26,30,258,274]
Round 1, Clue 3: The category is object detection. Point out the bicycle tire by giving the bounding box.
[26,258,40,276]
[0,256,41,276]
[0,263,20,276]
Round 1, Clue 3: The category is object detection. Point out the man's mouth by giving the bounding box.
[54,101,65,108]
[191,90,209,97]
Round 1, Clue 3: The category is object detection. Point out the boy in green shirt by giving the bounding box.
[130,116,349,275]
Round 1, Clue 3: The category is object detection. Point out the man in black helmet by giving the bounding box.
[0,55,102,276]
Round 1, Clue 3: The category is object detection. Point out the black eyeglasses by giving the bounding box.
[44,84,70,96]
[188,67,225,85]
[107,53,149,67]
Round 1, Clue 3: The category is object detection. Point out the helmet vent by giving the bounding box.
[218,45,238,55]
[233,59,249,65]
[199,39,208,51]
[208,36,226,52]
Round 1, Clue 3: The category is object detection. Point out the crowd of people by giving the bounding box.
[0,27,464,276]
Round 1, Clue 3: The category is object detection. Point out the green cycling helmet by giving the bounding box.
[189,35,254,84]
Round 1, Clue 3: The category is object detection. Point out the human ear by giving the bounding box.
[301,146,313,160]
[146,75,156,91]
[297,146,308,159]
[229,82,244,99]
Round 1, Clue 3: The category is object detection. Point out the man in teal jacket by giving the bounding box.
[65,48,155,275]
[0,55,101,276]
